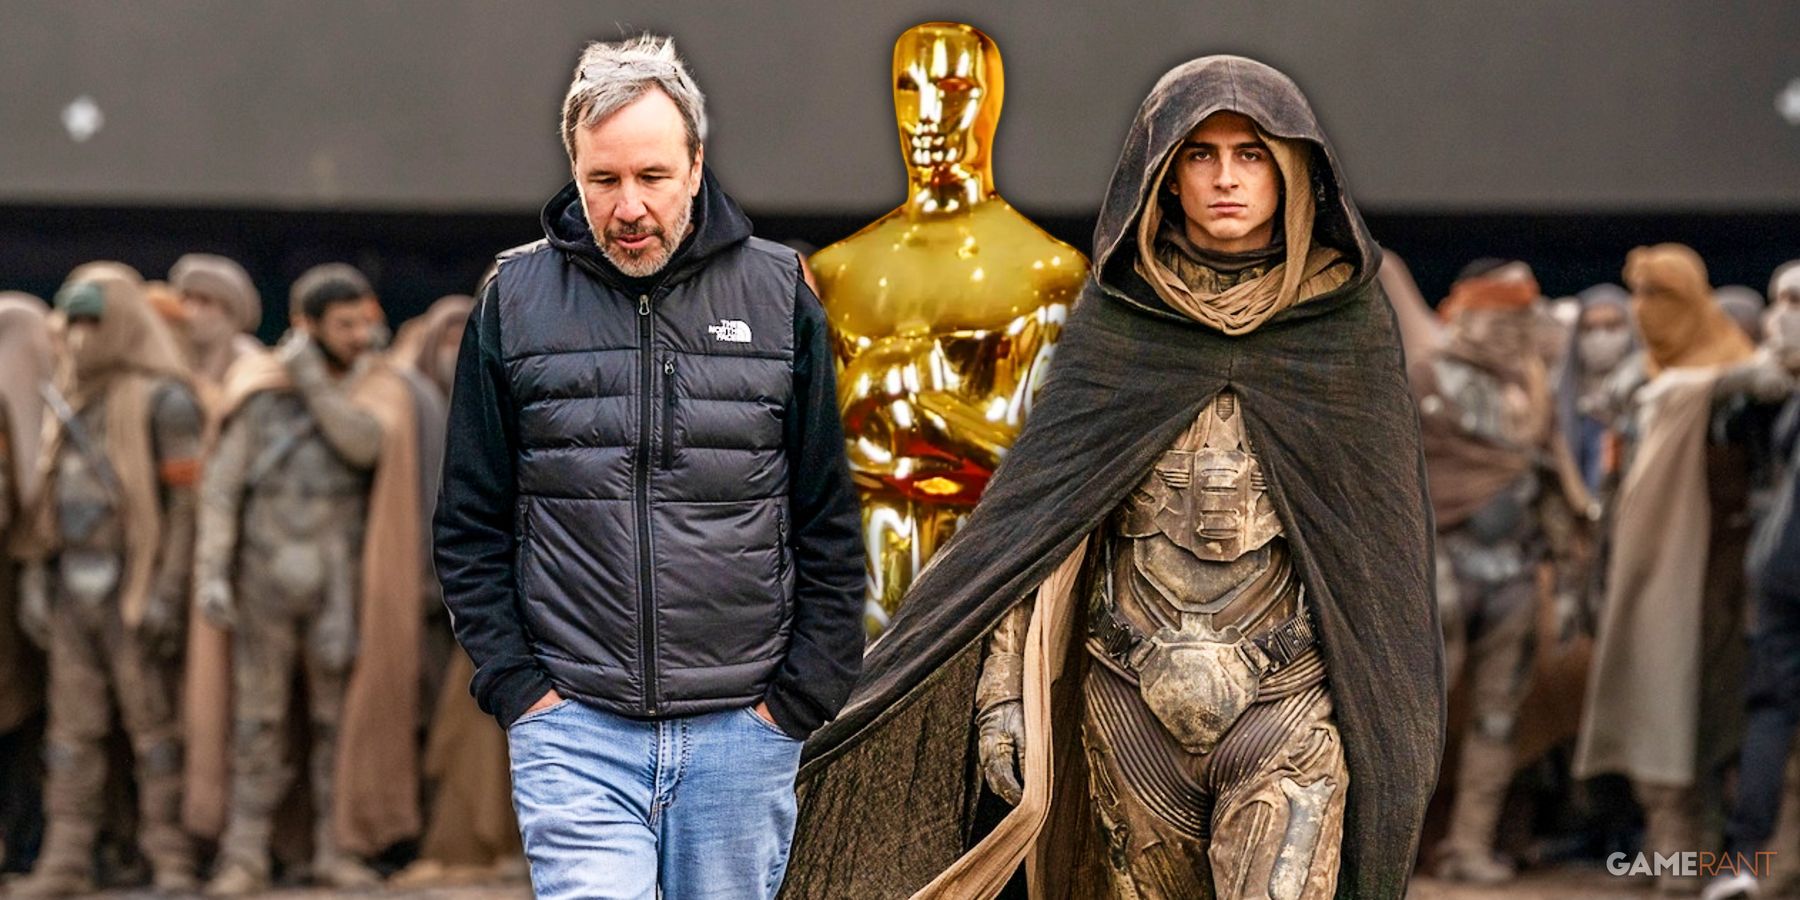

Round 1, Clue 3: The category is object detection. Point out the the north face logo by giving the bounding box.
[706,319,752,343]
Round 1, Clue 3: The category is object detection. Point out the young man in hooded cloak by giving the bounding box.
[779,55,1443,900]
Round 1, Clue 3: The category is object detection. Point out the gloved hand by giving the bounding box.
[197,576,236,630]
[977,698,1026,806]
[18,563,50,650]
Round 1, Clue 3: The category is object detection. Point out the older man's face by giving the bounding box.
[572,88,703,279]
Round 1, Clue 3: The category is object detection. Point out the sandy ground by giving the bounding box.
[60,865,1792,898]
[55,881,531,899]
[1412,867,1678,898]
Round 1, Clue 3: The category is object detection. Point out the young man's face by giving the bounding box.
[301,299,376,369]
[572,88,703,279]
[1168,111,1281,254]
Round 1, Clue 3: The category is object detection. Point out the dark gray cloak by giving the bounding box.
[784,55,1445,899]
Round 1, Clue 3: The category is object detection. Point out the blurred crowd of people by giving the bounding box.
[0,241,1795,897]
[0,256,521,896]
[1385,245,1800,898]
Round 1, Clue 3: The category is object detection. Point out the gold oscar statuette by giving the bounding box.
[812,21,1089,636]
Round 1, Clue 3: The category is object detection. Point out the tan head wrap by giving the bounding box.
[1623,244,1753,375]
[171,253,261,334]
[390,294,475,394]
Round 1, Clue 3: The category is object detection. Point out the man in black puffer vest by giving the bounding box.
[434,34,864,900]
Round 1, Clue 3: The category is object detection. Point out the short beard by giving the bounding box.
[595,197,692,279]
[317,338,357,372]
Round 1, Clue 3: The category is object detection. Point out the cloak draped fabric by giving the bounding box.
[179,353,287,841]
[782,55,1443,900]
[1572,369,1739,784]
[180,316,269,839]
[388,295,516,871]
[412,652,522,867]
[0,294,53,516]
[1375,254,1444,369]
[179,348,423,854]
[390,295,474,397]
[0,294,52,735]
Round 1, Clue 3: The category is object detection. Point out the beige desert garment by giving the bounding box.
[1574,244,1756,786]
[182,349,425,854]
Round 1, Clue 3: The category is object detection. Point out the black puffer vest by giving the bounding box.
[494,174,798,717]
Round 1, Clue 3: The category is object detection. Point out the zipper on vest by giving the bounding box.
[776,508,790,578]
[635,292,659,716]
[661,358,676,469]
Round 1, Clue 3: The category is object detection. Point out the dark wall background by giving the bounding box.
[3,1,1797,213]
[2,2,1796,329]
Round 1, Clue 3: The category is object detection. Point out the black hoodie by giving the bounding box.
[435,170,865,738]
[781,57,1443,899]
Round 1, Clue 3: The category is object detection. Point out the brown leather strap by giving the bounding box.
[1090,599,1317,680]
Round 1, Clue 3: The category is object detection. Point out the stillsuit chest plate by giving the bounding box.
[1113,391,1285,622]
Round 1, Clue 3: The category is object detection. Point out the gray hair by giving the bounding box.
[562,34,707,163]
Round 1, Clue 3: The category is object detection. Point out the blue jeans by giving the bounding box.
[506,698,803,900]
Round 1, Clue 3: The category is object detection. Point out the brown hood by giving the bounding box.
[170,253,261,335]
[1132,122,1350,334]
[1092,55,1378,324]
[389,294,474,395]
[57,269,189,407]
